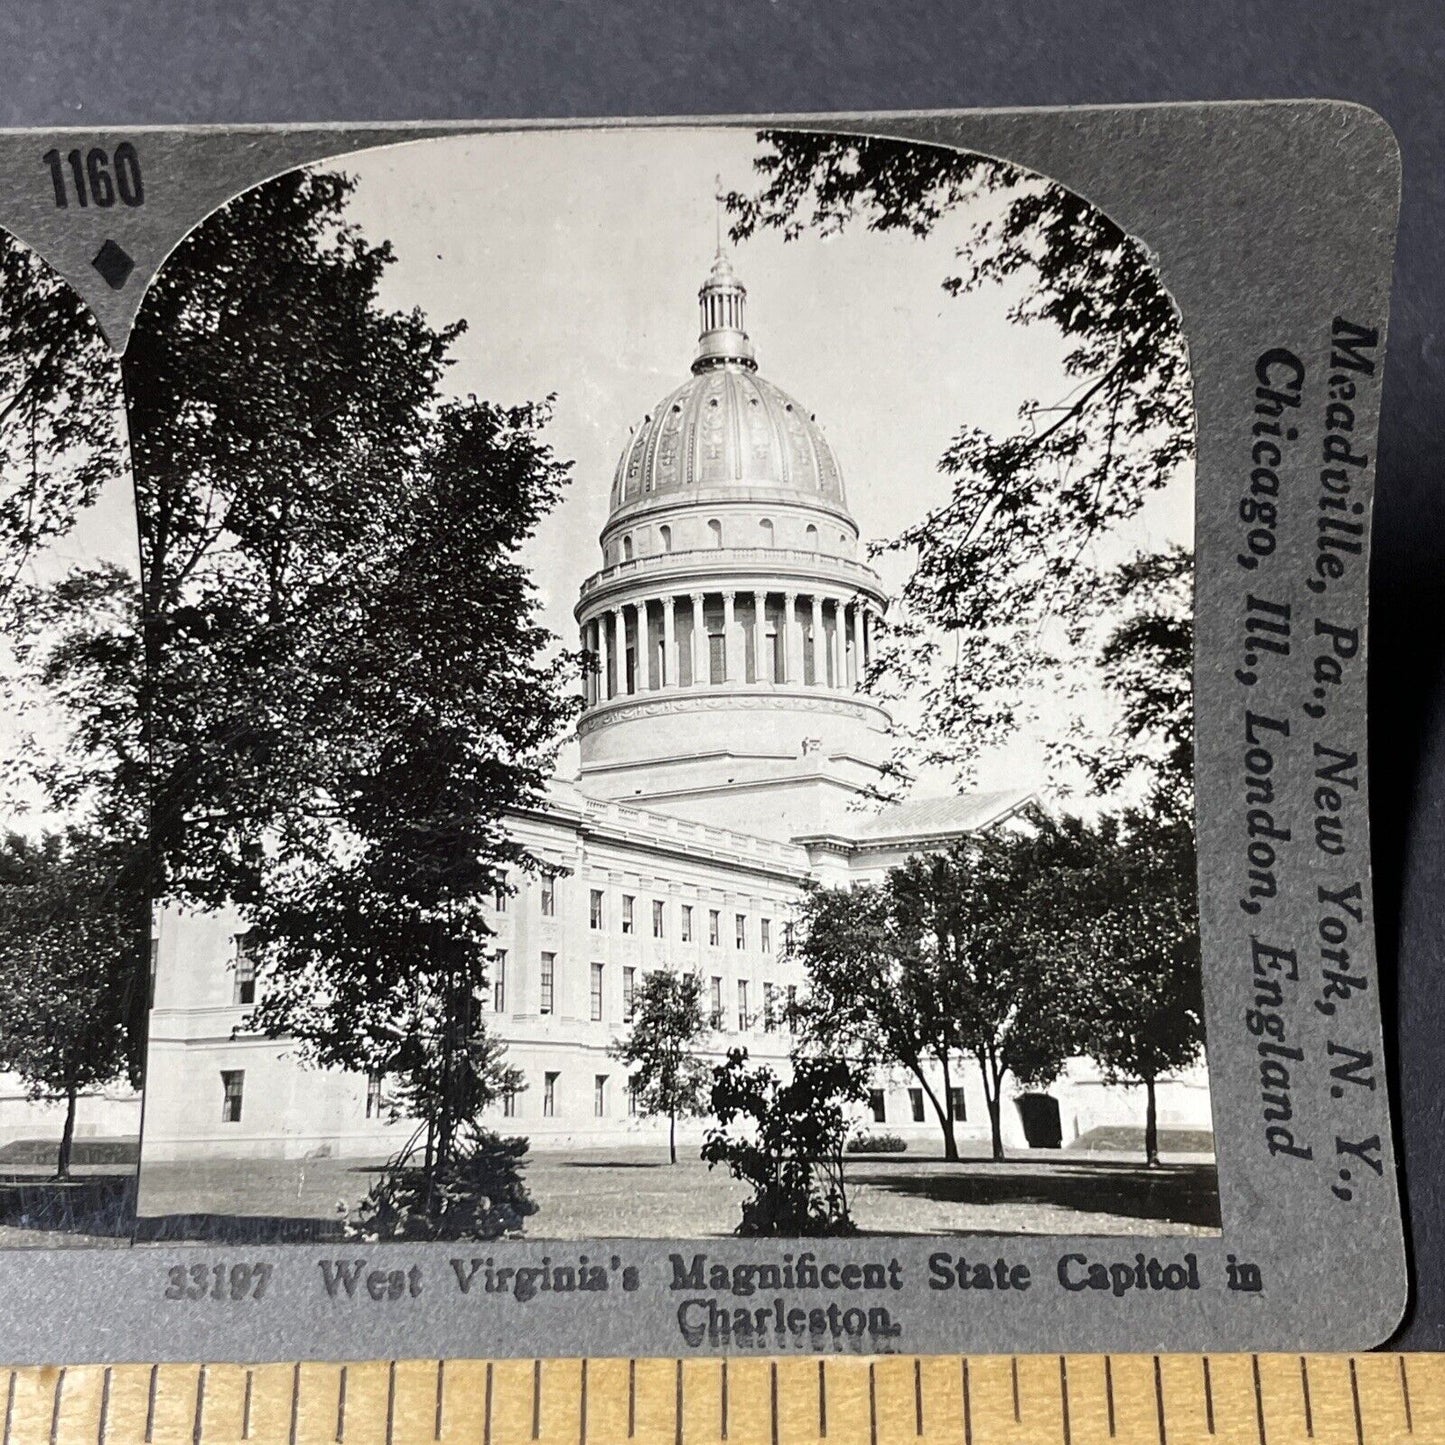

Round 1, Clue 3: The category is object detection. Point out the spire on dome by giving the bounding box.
[694,187,756,372]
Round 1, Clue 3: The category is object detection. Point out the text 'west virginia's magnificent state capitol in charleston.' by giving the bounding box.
[139,252,1211,1162]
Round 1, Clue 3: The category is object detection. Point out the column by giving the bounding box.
[634,600,652,691]
[862,603,872,672]
[722,591,738,683]
[689,592,704,687]
[829,598,844,689]
[851,600,865,687]
[809,595,823,687]
[597,613,611,702]
[783,591,802,685]
[752,591,769,684]
[580,624,593,705]
[614,605,630,696]
[662,595,677,688]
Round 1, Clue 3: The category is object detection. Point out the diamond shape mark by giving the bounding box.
[91,239,135,291]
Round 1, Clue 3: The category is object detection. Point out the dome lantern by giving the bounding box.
[694,250,756,372]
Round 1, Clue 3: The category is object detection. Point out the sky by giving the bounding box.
[2,124,1193,827]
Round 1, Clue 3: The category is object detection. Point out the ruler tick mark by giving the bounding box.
[436,1359,445,1441]
[868,1362,877,1445]
[3,1370,14,1445]
[241,1370,252,1441]
[1400,1355,1413,1433]
[961,1358,973,1445]
[1300,1356,1313,1438]
[484,1362,494,1445]
[1011,1357,1021,1422]
[98,1366,112,1445]
[1153,1355,1166,1445]
[1349,1358,1364,1445]
[336,1364,348,1442]
[674,1359,682,1445]
[1105,1356,1116,1438]
[627,1360,635,1440]
[720,1359,728,1441]
[289,1362,300,1445]
[818,1360,827,1438]
[1060,1357,1071,1445]
[1203,1357,1215,1435]
[579,1359,587,1445]
[192,1365,206,1445]
[1252,1355,1267,1445]
[387,1362,398,1445]
[914,1358,924,1438]
[48,1367,63,1445]
[771,1362,779,1445]
[145,1363,158,1444]
[532,1359,541,1441]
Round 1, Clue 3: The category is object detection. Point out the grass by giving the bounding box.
[134,1143,1219,1243]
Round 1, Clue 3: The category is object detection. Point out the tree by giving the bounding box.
[730,134,1193,788]
[0,828,145,1179]
[610,971,712,1164]
[702,1048,866,1236]
[792,820,1082,1163]
[1058,812,1203,1166]
[0,232,121,623]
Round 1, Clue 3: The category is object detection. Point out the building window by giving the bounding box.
[909,1088,925,1123]
[659,524,672,553]
[735,913,746,950]
[540,952,555,1015]
[621,894,635,934]
[708,518,723,548]
[783,922,795,952]
[594,1074,608,1118]
[590,962,604,1022]
[708,909,720,947]
[737,980,749,1033]
[493,875,508,911]
[805,523,819,551]
[232,932,258,1006]
[541,875,556,917]
[590,889,604,930]
[544,1072,559,1118]
[869,1089,886,1124]
[503,1086,517,1119]
[763,982,776,1032]
[628,1081,639,1116]
[709,632,725,684]
[710,976,723,1030]
[221,1070,244,1124]
[622,533,633,561]
[785,985,797,1028]
[950,1086,967,1122]
[652,899,665,938]
[760,918,772,954]
[366,1071,385,1120]
[681,905,693,942]
[492,951,506,1012]
[623,966,636,1022]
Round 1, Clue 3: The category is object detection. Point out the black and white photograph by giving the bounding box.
[0,234,145,1245]
[0,125,1213,1248]
[111,126,1213,1245]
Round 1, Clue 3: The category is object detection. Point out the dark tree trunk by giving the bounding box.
[985,1091,1004,1162]
[1144,1076,1160,1168]
[669,1110,677,1165]
[56,1084,77,1182]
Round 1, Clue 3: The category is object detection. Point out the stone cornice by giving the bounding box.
[575,685,892,738]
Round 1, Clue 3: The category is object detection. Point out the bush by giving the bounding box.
[351,1130,537,1242]
[703,1049,866,1237]
[846,1132,908,1154]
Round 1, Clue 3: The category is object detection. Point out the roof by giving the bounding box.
[843,789,1035,844]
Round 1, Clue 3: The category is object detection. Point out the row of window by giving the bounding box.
[590,890,781,952]
[219,1072,968,1129]
[611,518,852,564]
[489,952,795,1030]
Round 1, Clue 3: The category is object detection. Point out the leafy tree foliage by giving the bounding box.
[0,828,145,1178]
[0,233,121,621]
[702,1048,865,1236]
[610,970,712,1164]
[730,133,1193,787]
[1051,811,1203,1166]
[792,818,1084,1162]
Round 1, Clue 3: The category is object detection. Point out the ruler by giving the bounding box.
[0,1353,1439,1444]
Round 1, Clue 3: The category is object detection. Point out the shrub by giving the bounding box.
[703,1048,866,1237]
[846,1132,908,1154]
[351,1130,536,1242]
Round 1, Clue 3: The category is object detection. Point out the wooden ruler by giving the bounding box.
[0,1354,1439,1444]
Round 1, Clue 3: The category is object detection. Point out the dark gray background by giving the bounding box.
[0,0,1438,1351]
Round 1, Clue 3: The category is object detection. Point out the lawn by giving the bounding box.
[134,1144,1218,1243]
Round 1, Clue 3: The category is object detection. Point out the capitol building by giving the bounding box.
[138,252,1211,1164]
